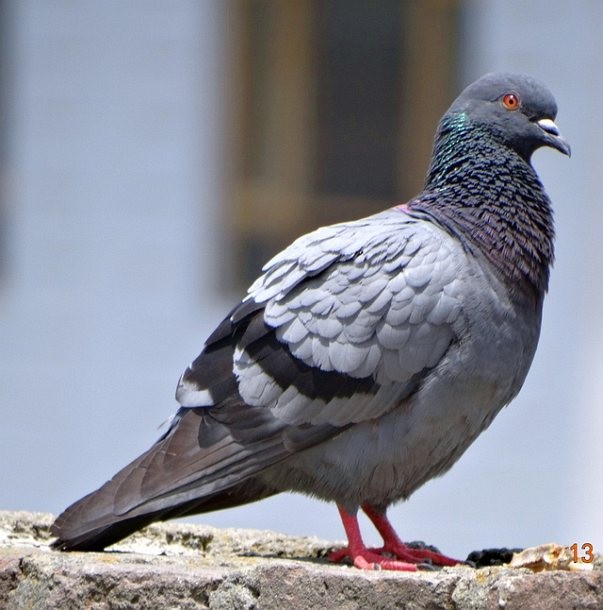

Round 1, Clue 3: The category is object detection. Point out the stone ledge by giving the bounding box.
[1,511,601,609]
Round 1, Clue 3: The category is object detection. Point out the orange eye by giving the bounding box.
[502,92,520,110]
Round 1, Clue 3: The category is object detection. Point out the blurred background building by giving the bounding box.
[1,0,601,558]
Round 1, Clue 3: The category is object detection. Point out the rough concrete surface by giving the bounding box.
[1,511,601,609]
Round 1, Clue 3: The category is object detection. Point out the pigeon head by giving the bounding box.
[446,72,571,160]
[418,73,569,298]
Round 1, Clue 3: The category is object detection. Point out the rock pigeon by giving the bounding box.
[51,73,570,571]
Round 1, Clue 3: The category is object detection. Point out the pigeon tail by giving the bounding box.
[51,471,277,551]
[51,409,280,551]
[51,509,159,551]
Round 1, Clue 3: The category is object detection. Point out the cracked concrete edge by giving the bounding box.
[1,511,602,609]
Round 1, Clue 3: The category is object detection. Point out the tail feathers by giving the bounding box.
[50,405,292,551]
[51,468,278,551]
[51,390,341,551]
[51,511,159,551]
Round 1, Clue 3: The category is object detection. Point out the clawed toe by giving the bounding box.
[383,544,459,567]
[328,546,418,571]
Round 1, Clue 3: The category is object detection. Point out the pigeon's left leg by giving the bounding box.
[361,503,459,567]
[328,505,419,571]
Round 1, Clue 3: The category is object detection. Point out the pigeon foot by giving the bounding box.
[331,504,460,571]
[369,543,458,567]
[361,503,460,567]
[328,545,418,571]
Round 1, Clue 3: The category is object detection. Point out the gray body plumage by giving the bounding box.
[237,207,542,509]
[51,73,569,554]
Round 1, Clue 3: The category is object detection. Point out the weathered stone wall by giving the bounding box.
[1,511,601,609]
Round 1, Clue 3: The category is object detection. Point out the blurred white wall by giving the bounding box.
[0,0,229,513]
[0,0,601,559]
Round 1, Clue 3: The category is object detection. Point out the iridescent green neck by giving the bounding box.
[413,112,555,298]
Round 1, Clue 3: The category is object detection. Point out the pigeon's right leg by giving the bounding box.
[328,505,419,571]
[361,503,459,567]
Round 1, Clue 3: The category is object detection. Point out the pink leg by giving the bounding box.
[328,505,418,571]
[362,504,459,567]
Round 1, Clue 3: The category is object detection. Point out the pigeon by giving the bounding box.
[51,73,570,571]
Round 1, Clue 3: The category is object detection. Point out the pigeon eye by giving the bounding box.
[502,92,520,110]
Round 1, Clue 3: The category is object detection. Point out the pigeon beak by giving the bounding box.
[536,118,571,157]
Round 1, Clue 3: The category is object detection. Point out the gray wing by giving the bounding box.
[226,208,462,427]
